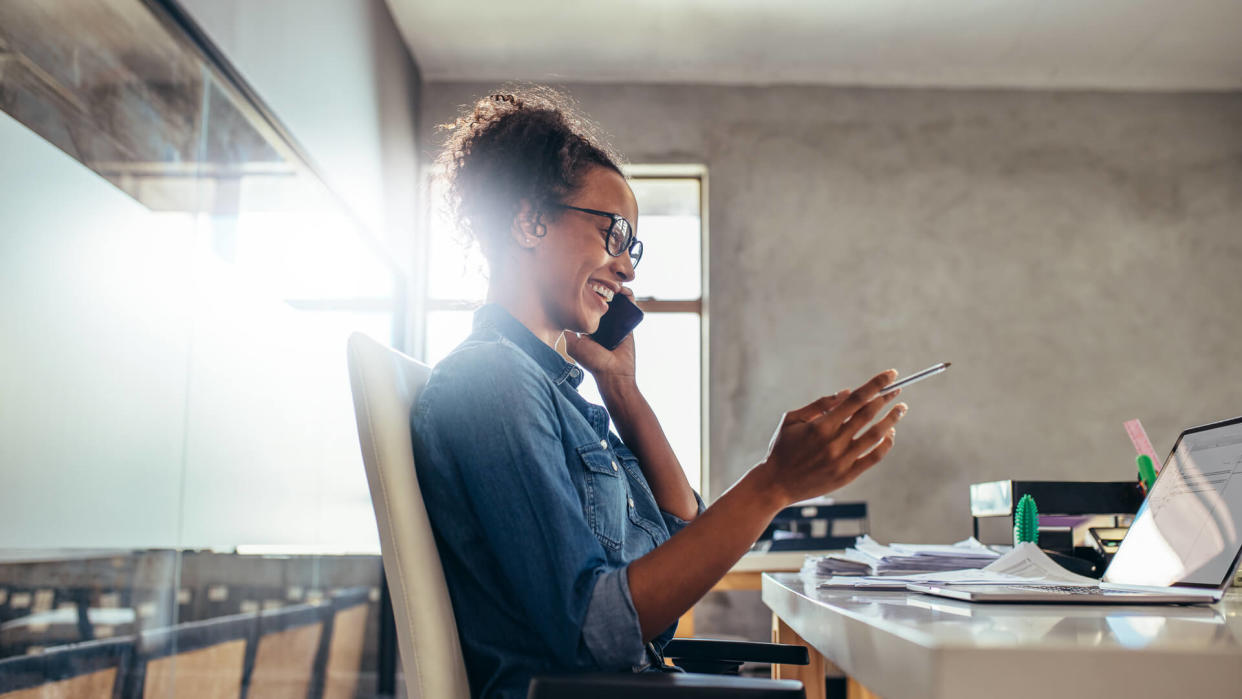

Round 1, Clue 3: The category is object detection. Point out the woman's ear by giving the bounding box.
[510,199,541,248]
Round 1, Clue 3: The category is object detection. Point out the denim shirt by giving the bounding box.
[410,304,705,699]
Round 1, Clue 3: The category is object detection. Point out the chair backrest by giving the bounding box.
[346,333,471,699]
[0,636,132,699]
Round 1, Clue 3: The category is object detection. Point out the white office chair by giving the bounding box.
[346,332,805,699]
[346,333,471,699]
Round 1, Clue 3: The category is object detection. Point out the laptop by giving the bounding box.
[911,416,1242,604]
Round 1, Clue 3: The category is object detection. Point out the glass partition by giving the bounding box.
[1,0,399,694]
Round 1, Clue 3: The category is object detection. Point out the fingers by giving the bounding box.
[765,373,903,502]
[833,389,901,442]
[784,390,850,424]
[619,286,635,300]
[861,369,898,397]
[849,430,896,474]
[842,404,907,462]
[818,369,897,431]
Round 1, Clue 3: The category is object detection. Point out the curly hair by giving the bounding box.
[434,86,625,266]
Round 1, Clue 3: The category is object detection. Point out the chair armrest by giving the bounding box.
[663,638,810,666]
[527,672,804,699]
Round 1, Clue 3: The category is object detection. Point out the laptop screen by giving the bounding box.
[1104,417,1242,589]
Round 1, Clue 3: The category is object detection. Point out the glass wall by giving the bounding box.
[1,0,401,695]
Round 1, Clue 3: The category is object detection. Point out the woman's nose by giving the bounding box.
[610,253,635,282]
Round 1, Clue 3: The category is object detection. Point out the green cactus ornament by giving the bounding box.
[1014,494,1039,545]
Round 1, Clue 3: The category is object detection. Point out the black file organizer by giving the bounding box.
[970,480,1144,573]
[757,502,868,551]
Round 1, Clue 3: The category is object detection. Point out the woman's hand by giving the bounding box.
[563,287,637,388]
[751,369,908,508]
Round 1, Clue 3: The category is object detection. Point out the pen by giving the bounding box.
[880,362,951,395]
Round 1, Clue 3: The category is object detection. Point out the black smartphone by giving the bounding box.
[589,293,644,350]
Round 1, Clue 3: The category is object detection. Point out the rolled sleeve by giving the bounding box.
[660,490,706,536]
[580,566,647,671]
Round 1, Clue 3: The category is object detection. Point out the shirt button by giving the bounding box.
[628,497,635,509]
[611,461,618,471]
[599,439,608,448]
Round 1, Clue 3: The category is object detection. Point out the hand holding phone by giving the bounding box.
[589,292,644,350]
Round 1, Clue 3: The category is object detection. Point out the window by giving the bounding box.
[422,165,708,493]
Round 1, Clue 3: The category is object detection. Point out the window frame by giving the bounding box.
[623,164,710,500]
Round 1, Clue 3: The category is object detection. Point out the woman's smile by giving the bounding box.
[587,280,616,302]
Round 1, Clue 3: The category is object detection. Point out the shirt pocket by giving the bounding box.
[577,441,627,551]
[613,447,669,544]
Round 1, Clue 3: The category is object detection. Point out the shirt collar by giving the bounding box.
[472,303,585,388]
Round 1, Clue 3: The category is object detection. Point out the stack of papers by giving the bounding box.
[814,556,871,576]
[811,535,1001,577]
[812,543,1099,589]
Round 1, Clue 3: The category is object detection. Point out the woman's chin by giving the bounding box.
[571,298,604,333]
[577,307,603,335]
[582,314,602,335]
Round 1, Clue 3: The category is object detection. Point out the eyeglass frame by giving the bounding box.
[550,203,643,268]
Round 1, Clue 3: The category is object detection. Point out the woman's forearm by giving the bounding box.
[597,377,699,520]
[626,470,784,640]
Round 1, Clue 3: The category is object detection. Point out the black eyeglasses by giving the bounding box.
[552,204,643,268]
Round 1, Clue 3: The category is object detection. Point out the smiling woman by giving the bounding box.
[423,150,706,494]
[412,86,907,699]
[414,88,701,698]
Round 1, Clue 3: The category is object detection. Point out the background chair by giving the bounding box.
[125,612,257,699]
[0,636,132,699]
[346,332,807,698]
[321,588,370,699]
[248,603,329,699]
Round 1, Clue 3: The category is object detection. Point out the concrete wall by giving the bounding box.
[422,83,1242,545]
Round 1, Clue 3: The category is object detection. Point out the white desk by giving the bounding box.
[675,550,837,637]
[763,572,1242,699]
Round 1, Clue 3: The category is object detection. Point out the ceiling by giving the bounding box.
[387,0,1242,91]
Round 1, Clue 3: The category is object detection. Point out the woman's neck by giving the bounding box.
[485,278,563,349]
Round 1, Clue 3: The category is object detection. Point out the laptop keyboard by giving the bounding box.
[1006,585,1163,596]
[1008,585,1108,594]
